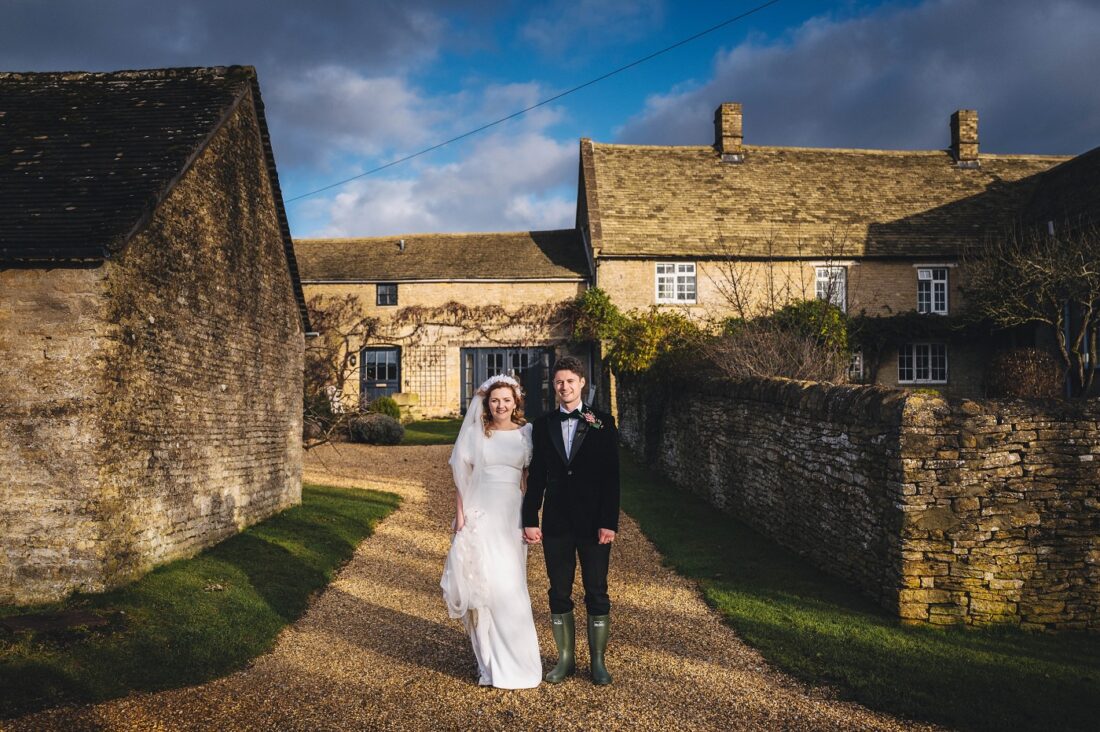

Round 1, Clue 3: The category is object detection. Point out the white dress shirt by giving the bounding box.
[560,404,581,457]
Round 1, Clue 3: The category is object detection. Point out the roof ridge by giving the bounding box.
[0,66,255,81]
[589,141,1073,160]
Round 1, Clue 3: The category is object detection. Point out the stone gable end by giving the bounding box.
[0,93,304,605]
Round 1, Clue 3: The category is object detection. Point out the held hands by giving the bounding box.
[598,528,616,545]
[523,527,542,545]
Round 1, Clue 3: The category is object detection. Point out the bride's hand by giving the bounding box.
[454,513,465,532]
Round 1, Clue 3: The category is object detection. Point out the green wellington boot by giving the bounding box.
[587,614,612,685]
[545,611,576,683]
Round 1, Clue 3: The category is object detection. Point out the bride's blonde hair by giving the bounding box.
[481,382,526,436]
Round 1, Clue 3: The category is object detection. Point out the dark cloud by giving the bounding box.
[1,1,511,170]
[1,0,500,75]
[618,0,1100,155]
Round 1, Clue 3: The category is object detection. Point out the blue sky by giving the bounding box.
[4,1,1099,237]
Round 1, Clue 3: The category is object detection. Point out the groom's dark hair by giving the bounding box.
[551,356,586,381]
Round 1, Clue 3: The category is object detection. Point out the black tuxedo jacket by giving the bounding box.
[522,405,620,540]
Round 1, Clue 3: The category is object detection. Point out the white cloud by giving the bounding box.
[265,67,443,168]
[293,80,578,236]
[303,123,576,237]
[618,0,1100,155]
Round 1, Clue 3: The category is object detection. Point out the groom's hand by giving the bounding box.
[598,528,616,545]
[523,527,542,544]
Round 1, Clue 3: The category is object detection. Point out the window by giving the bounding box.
[376,283,398,306]
[898,343,948,383]
[815,266,847,311]
[848,351,864,382]
[917,268,948,314]
[656,262,697,303]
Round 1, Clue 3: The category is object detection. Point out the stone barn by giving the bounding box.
[0,67,310,605]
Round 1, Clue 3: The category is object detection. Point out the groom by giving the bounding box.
[522,356,620,685]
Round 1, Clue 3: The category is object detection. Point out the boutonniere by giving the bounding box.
[581,408,604,429]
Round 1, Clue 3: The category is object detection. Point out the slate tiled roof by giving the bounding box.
[1025,145,1100,228]
[294,230,590,282]
[0,66,309,329]
[581,140,1071,259]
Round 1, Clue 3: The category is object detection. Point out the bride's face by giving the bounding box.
[488,387,516,421]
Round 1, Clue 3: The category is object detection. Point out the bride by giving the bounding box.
[441,375,542,688]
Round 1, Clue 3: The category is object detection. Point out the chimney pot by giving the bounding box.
[950,109,979,168]
[714,102,744,162]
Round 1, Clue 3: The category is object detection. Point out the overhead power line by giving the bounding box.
[284,0,784,203]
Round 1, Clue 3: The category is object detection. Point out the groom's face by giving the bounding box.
[553,369,585,409]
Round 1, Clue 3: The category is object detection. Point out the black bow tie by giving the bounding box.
[558,409,582,422]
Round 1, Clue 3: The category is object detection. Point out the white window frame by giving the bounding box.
[898,342,948,384]
[655,262,697,304]
[815,266,847,312]
[848,350,864,382]
[917,268,949,315]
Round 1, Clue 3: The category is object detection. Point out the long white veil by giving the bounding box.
[441,374,523,620]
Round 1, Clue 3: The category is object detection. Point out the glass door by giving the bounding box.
[460,347,552,417]
[360,347,401,404]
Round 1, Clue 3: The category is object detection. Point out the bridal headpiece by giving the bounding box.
[477,374,522,394]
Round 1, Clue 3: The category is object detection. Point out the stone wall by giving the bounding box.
[0,268,109,604]
[597,258,985,398]
[594,259,967,321]
[0,93,304,604]
[302,280,585,416]
[617,374,1100,630]
[93,94,304,588]
[900,398,1100,630]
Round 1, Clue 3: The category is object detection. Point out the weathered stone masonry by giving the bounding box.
[0,93,304,605]
[617,375,1099,630]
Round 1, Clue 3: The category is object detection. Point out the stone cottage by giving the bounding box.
[294,231,590,417]
[0,67,310,605]
[577,103,1087,398]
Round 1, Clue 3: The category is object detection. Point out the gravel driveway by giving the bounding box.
[5,444,940,731]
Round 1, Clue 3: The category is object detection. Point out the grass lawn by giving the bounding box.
[0,482,399,719]
[401,418,462,445]
[619,448,1100,732]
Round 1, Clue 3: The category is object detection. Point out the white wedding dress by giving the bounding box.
[441,422,542,689]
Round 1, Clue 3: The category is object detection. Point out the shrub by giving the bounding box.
[986,348,1064,398]
[701,300,850,383]
[572,287,626,343]
[766,299,849,352]
[367,395,402,420]
[349,413,405,445]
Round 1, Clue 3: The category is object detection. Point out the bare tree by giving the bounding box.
[302,294,579,449]
[303,294,369,449]
[697,226,859,383]
[962,219,1100,395]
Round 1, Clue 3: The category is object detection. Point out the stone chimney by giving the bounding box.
[714,102,744,162]
[950,109,979,168]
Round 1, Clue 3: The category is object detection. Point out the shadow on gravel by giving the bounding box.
[326,589,473,683]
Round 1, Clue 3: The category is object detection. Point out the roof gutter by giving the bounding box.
[301,277,589,285]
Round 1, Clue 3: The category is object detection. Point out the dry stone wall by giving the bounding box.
[900,398,1100,630]
[617,374,1100,630]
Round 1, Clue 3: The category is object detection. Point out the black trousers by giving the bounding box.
[543,533,611,616]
